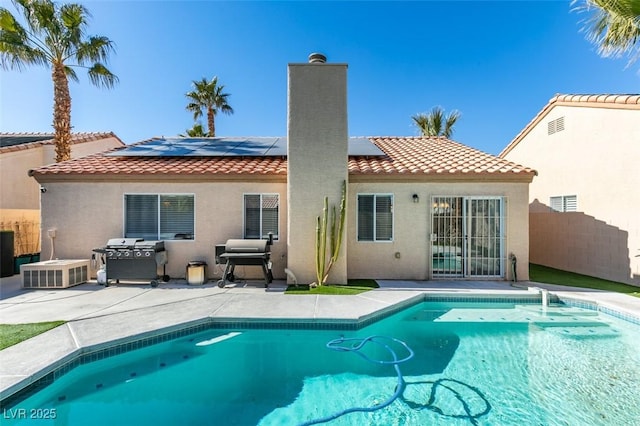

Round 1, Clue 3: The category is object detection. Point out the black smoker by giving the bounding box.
[94,238,169,287]
[215,234,273,288]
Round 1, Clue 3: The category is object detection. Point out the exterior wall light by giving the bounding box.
[412,194,419,203]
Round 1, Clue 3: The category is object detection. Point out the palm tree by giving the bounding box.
[572,0,640,66]
[412,106,461,138]
[179,123,208,137]
[185,76,233,137]
[0,0,118,162]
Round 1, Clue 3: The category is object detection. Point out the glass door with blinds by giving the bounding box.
[431,196,505,278]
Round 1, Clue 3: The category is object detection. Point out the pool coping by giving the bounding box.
[2,285,639,408]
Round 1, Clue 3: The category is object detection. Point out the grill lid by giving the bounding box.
[134,240,165,251]
[106,238,143,248]
[224,239,268,253]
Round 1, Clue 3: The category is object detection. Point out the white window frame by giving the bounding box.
[550,195,577,212]
[243,193,279,240]
[357,193,394,242]
[124,193,195,240]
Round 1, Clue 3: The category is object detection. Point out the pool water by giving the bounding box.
[4,302,640,425]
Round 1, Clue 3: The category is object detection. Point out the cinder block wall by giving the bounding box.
[530,211,634,285]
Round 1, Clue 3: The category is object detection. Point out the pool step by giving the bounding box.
[532,318,609,328]
[409,305,605,325]
[537,324,620,339]
[516,305,599,316]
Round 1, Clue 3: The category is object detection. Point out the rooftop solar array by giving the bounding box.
[0,135,54,148]
[107,137,385,157]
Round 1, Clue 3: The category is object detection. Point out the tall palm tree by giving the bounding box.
[0,0,118,162]
[185,76,233,137]
[572,0,640,66]
[412,106,461,138]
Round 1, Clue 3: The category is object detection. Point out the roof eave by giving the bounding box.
[29,172,288,184]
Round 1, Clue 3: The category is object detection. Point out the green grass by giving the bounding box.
[0,321,66,350]
[285,279,379,295]
[530,264,640,297]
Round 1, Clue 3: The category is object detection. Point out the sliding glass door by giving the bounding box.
[431,197,505,278]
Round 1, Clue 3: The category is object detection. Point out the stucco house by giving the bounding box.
[0,132,124,256]
[500,94,640,285]
[28,56,536,284]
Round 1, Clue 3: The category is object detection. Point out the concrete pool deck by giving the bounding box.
[1,273,640,402]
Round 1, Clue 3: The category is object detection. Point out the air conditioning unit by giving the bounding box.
[21,259,90,289]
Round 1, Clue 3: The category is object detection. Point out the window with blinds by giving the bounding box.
[550,195,577,212]
[244,194,279,239]
[357,194,393,242]
[125,194,194,240]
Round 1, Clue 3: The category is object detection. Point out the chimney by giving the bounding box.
[286,53,348,284]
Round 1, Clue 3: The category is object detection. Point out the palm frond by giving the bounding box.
[64,63,78,82]
[87,62,118,88]
[75,36,115,64]
[444,110,461,138]
[572,0,640,65]
[412,106,461,137]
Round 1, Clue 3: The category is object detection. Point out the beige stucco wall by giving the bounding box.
[503,105,639,284]
[0,137,122,210]
[38,180,288,280]
[1,146,46,210]
[36,177,530,283]
[346,180,531,281]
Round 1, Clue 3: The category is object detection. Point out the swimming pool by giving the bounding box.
[3,300,640,425]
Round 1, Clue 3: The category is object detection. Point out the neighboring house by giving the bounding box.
[28,57,536,284]
[500,94,640,285]
[0,132,124,256]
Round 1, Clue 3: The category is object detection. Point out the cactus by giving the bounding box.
[315,180,347,285]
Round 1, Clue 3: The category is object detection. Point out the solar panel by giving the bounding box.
[348,137,386,156]
[108,136,385,157]
[0,135,53,148]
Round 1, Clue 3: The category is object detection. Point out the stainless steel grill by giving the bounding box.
[93,238,168,287]
[215,236,273,288]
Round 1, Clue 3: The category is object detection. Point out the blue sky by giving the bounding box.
[1,0,638,155]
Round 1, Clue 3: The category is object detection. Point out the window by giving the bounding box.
[125,194,194,240]
[244,194,279,239]
[357,194,393,242]
[550,195,577,212]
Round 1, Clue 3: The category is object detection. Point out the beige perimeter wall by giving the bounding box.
[504,105,639,285]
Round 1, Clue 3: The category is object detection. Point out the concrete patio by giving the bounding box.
[1,273,639,404]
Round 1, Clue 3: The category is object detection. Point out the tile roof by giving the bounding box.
[350,137,535,178]
[29,136,535,181]
[500,94,640,157]
[0,132,124,154]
